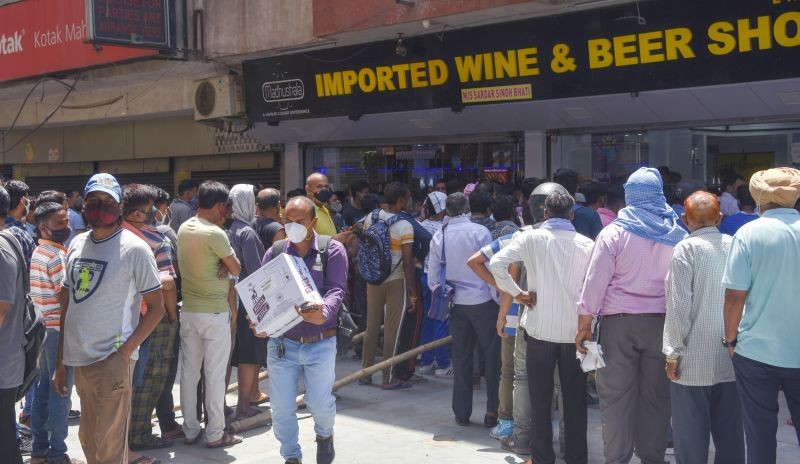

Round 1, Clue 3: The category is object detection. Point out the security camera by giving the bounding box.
[395,33,407,57]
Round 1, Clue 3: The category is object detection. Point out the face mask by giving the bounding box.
[329,202,343,214]
[315,190,333,204]
[145,207,158,225]
[23,199,30,217]
[84,202,120,227]
[155,209,169,227]
[47,227,72,244]
[74,197,83,209]
[285,222,309,244]
[189,197,199,209]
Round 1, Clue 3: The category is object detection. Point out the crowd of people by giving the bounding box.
[0,163,798,464]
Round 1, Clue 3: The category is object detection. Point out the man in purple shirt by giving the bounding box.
[576,167,687,464]
[258,196,347,464]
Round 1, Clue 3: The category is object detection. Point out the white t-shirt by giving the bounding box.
[363,210,414,282]
[63,228,161,366]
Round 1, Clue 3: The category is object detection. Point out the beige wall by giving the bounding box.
[1,117,217,165]
[203,0,317,60]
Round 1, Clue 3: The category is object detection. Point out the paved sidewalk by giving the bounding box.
[22,356,800,463]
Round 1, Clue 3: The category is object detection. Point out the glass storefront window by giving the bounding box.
[305,139,524,192]
[590,133,649,183]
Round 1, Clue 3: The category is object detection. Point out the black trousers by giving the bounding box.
[393,269,425,381]
[450,300,500,421]
[525,333,588,464]
[1,387,22,464]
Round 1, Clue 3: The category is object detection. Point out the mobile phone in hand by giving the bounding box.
[300,301,319,313]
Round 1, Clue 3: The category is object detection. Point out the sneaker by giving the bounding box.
[68,409,81,421]
[666,441,675,456]
[435,367,454,378]
[285,459,301,464]
[417,363,436,375]
[316,435,335,464]
[490,418,514,440]
[18,435,33,455]
[501,435,531,456]
[18,422,31,438]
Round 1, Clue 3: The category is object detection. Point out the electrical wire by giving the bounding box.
[2,75,81,155]
[0,77,77,144]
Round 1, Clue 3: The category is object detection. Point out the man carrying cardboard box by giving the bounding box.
[257,195,348,464]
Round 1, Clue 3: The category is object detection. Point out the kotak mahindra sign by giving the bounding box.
[0,0,156,83]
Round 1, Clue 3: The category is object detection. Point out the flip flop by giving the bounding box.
[381,381,413,391]
[206,432,243,449]
[161,425,185,440]
[130,435,173,451]
[250,392,270,406]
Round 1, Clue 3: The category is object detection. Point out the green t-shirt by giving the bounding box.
[177,217,236,313]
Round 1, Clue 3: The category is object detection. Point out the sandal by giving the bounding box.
[129,457,161,464]
[250,392,270,406]
[129,434,173,451]
[207,431,243,449]
[161,424,185,440]
[381,381,413,391]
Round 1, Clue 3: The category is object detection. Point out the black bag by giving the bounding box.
[271,236,358,354]
[0,231,46,402]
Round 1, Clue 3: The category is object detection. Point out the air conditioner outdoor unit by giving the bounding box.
[193,75,245,121]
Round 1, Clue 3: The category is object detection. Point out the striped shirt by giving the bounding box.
[30,240,67,330]
[123,222,175,315]
[663,227,735,386]
[489,227,594,343]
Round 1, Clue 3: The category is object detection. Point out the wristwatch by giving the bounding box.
[722,337,737,348]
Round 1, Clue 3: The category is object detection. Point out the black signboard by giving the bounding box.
[244,0,800,123]
[86,0,171,48]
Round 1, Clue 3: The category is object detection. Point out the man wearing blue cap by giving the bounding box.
[53,174,166,464]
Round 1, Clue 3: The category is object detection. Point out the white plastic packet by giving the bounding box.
[576,341,606,373]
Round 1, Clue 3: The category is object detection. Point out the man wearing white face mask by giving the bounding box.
[227,184,268,420]
[258,196,347,464]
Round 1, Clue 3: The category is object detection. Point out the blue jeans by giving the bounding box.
[31,329,73,460]
[132,335,153,388]
[418,274,450,369]
[733,353,800,464]
[670,381,744,464]
[268,336,337,461]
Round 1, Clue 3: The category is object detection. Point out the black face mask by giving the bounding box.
[47,227,72,244]
[145,208,158,225]
[315,190,333,204]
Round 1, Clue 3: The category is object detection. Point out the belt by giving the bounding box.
[602,313,665,318]
[285,328,337,344]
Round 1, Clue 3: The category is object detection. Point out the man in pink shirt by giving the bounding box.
[576,168,687,464]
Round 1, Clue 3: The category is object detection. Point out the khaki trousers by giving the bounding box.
[74,352,134,464]
[499,333,515,420]
[362,278,407,384]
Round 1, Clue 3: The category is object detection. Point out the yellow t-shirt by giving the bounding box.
[314,203,338,236]
[177,217,235,313]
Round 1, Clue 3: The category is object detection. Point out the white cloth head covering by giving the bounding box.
[426,191,447,214]
[229,184,256,223]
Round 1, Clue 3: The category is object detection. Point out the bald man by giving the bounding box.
[305,173,337,236]
[663,191,744,464]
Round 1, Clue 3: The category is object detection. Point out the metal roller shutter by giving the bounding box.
[190,157,281,190]
[24,175,91,196]
[112,172,175,196]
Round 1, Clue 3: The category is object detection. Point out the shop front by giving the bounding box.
[243,0,800,190]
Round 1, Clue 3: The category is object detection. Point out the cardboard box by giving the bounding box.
[235,253,323,338]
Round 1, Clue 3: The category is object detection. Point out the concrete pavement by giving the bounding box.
[22,356,800,463]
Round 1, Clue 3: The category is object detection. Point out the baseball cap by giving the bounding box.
[84,173,122,203]
[426,191,447,214]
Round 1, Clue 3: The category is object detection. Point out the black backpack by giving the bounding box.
[0,231,46,402]
[271,236,358,354]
